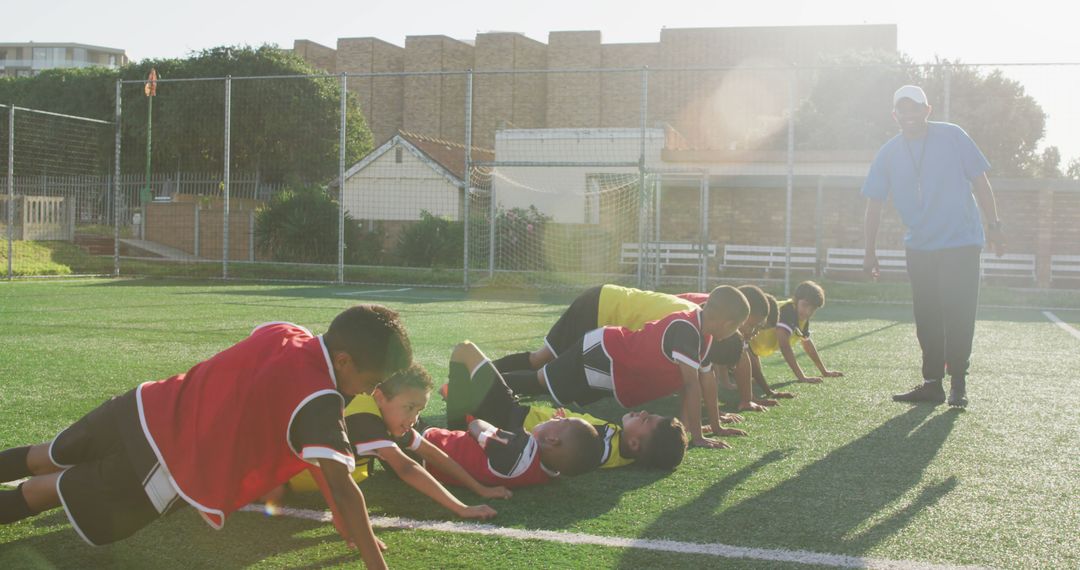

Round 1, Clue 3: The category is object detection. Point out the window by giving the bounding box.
[394,146,403,163]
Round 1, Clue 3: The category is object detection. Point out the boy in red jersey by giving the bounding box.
[0,305,411,570]
[501,286,750,449]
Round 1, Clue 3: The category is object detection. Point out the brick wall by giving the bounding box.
[293,40,336,73]
[545,31,603,128]
[336,38,405,145]
[472,33,548,148]
[403,36,473,141]
[295,25,897,148]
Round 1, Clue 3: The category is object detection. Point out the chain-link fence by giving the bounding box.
[5,62,1079,290]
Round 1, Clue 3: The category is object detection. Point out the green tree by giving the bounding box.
[254,185,380,264]
[0,45,372,184]
[1034,146,1063,178]
[1067,157,1080,180]
[781,52,1049,176]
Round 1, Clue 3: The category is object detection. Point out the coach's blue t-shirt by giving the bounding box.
[861,122,991,251]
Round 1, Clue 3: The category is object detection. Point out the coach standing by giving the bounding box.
[862,85,1004,408]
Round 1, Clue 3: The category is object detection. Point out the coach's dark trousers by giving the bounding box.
[905,245,981,382]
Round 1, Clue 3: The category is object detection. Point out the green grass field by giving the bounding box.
[1,279,1077,569]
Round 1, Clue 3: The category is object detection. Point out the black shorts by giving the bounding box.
[51,388,185,546]
[544,286,602,357]
[541,328,614,407]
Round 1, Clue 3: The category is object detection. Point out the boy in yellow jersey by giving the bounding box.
[278,366,510,527]
[492,284,700,373]
[449,341,688,470]
[748,281,843,385]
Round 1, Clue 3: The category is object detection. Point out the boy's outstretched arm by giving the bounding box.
[748,350,793,399]
[732,352,771,411]
[699,369,747,438]
[679,362,727,449]
[776,328,821,383]
[317,458,387,570]
[414,437,512,501]
[800,338,843,377]
[375,444,498,520]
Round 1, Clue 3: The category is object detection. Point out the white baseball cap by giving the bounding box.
[893,85,928,107]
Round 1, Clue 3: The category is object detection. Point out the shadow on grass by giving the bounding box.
[1,507,352,569]
[620,405,960,564]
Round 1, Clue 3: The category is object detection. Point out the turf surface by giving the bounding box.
[1,279,1077,569]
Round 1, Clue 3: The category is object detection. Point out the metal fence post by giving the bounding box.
[636,67,649,289]
[338,73,347,283]
[943,64,952,123]
[222,76,232,279]
[783,69,796,298]
[6,105,13,280]
[113,81,122,277]
[700,170,710,293]
[463,70,473,290]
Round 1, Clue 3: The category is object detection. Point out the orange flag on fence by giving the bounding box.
[144,68,158,97]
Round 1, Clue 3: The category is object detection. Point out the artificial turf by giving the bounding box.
[1,279,1077,569]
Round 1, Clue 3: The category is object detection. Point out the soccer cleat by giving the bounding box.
[892,381,945,404]
[948,377,968,408]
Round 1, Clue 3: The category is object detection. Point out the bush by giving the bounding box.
[494,206,551,271]
[254,185,377,264]
[394,210,464,268]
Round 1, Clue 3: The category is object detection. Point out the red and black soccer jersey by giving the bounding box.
[137,322,354,529]
[421,426,557,489]
[602,309,713,408]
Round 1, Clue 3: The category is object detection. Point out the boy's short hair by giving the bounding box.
[324,305,413,377]
[736,285,769,318]
[764,295,780,328]
[638,417,688,470]
[703,285,751,323]
[794,281,826,308]
[377,364,433,399]
[559,420,603,477]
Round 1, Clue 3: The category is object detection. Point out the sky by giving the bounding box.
[7,0,1080,161]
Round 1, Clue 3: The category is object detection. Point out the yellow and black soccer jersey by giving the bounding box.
[749,299,810,357]
[287,394,421,492]
[522,406,633,469]
[596,284,698,331]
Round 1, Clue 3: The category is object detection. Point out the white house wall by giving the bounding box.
[342,147,461,221]
[493,129,664,224]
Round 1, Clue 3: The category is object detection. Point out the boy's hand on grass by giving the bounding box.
[720,412,745,423]
[798,376,823,384]
[751,398,779,407]
[766,390,795,399]
[823,370,844,378]
[478,485,512,500]
[457,504,498,520]
[715,427,747,437]
[690,436,730,449]
[738,401,769,412]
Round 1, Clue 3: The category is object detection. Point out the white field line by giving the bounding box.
[1042,311,1080,341]
[239,504,986,570]
[332,288,413,296]
[1,477,29,487]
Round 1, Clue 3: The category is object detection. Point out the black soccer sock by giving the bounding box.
[470,362,522,429]
[503,369,547,397]
[446,362,472,430]
[491,351,533,373]
[0,483,36,524]
[0,446,31,483]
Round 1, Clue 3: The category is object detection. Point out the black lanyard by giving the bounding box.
[903,134,929,206]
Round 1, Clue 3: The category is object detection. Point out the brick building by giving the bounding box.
[293,25,896,146]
